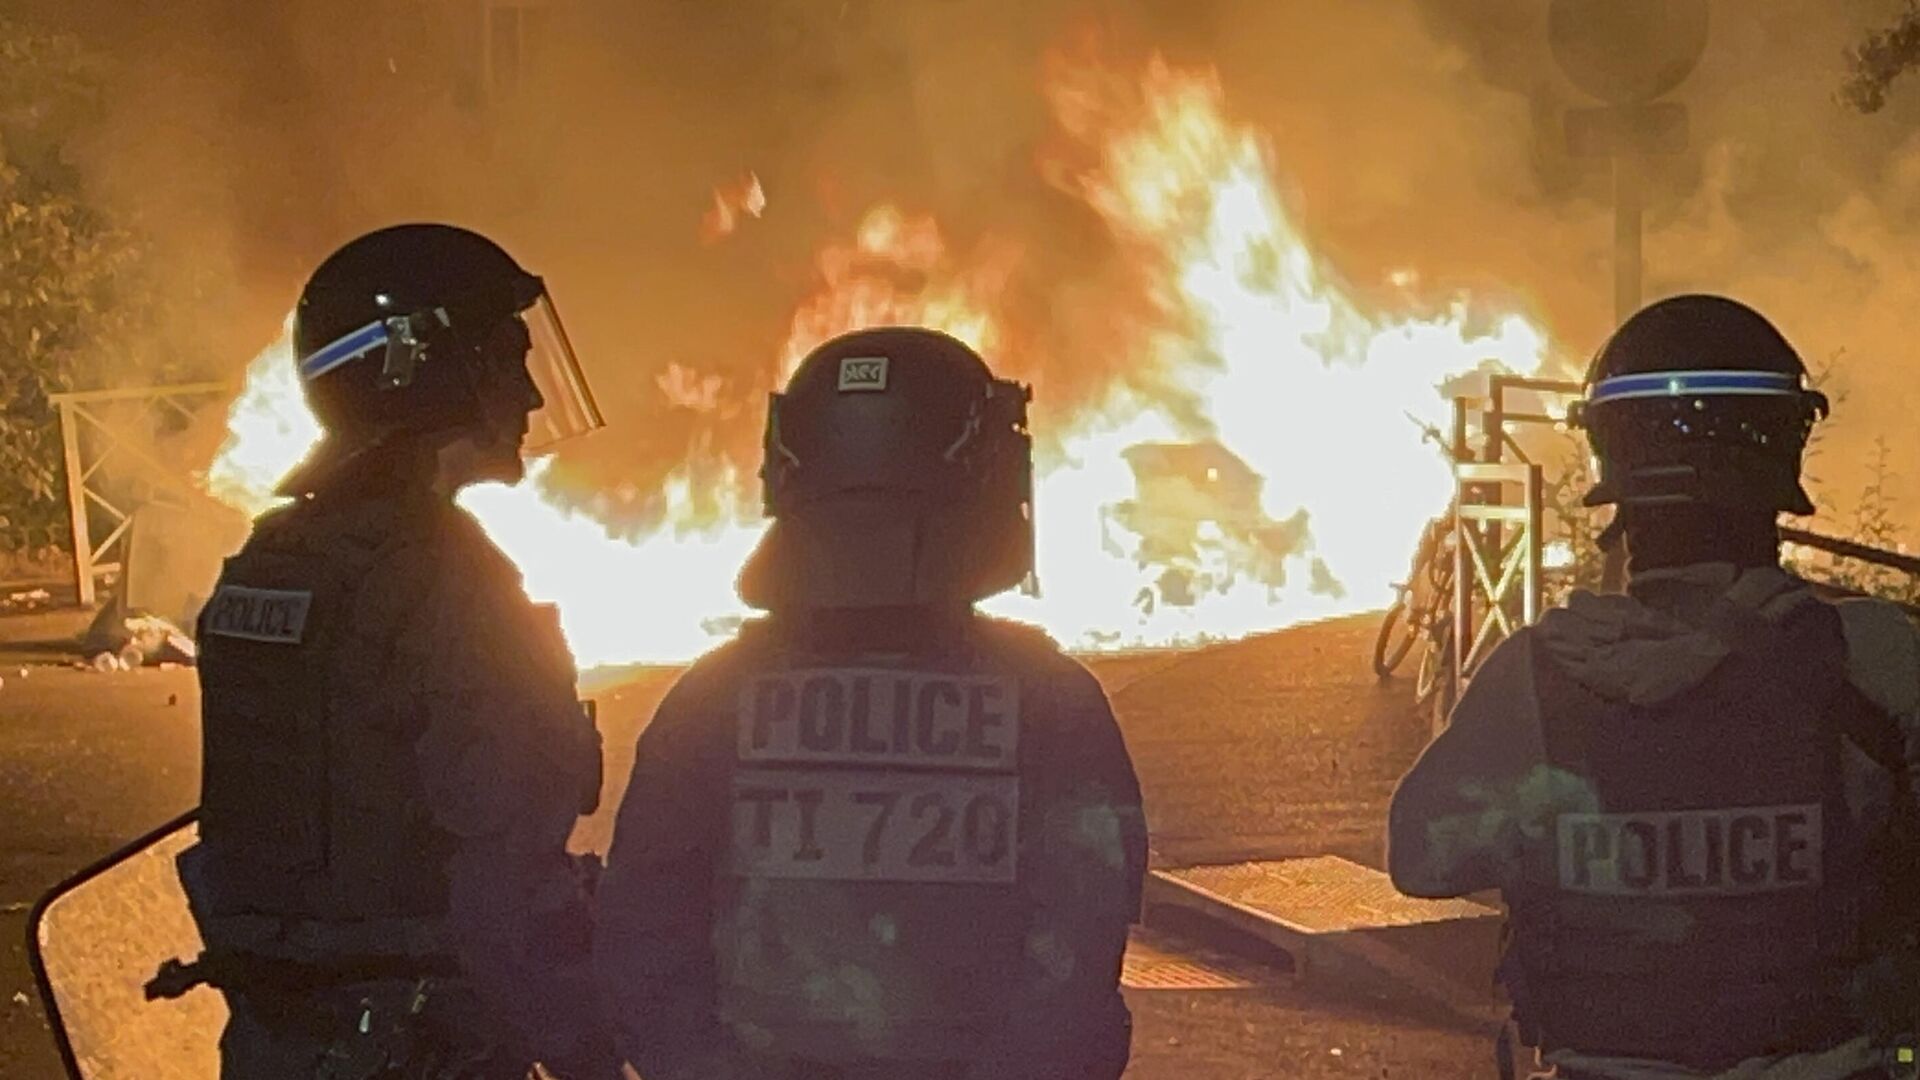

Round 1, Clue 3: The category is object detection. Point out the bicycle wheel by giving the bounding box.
[1373,600,1418,677]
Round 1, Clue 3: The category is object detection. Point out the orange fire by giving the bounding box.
[780,205,1016,375]
[699,171,767,244]
[206,50,1549,667]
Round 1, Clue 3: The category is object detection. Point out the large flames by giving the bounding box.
[207,51,1549,668]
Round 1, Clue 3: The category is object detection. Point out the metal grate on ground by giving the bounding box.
[1120,928,1282,991]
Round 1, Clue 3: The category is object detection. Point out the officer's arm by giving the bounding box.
[593,663,730,1078]
[1838,599,1920,802]
[1387,630,1548,899]
[405,553,608,1069]
[965,666,1146,1080]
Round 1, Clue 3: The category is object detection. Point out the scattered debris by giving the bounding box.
[10,990,27,1007]
[82,607,196,672]
[167,693,179,707]
[2,588,51,611]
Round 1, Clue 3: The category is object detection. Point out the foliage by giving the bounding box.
[1784,437,1920,608]
[1841,0,1920,114]
[1541,436,1606,609]
[0,15,159,557]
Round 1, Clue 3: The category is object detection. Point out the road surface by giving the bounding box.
[0,612,1499,1078]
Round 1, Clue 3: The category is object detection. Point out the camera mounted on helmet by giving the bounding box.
[1569,295,1826,516]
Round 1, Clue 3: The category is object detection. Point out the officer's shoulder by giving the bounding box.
[669,620,773,696]
[1828,593,1920,717]
[232,496,308,547]
[363,496,512,580]
[260,487,461,547]
[969,615,1073,665]
[967,615,1112,702]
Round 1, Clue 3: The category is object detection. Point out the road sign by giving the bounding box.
[1549,0,1710,106]
[1565,101,1690,159]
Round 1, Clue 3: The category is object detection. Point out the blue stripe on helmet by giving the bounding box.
[298,321,390,381]
[1588,370,1802,406]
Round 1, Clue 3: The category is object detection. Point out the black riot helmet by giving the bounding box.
[737,327,1035,611]
[281,223,603,495]
[1567,294,1828,515]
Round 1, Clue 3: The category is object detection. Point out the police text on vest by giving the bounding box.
[729,768,1018,884]
[738,670,1019,770]
[203,585,313,645]
[1556,805,1823,896]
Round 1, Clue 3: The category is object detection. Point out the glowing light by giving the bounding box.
[205,51,1551,666]
[1544,540,1576,570]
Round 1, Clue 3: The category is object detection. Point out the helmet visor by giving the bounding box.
[520,290,604,453]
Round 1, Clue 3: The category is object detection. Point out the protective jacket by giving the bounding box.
[595,610,1147,1080]
[1388,564,1920,1080]
[190,451,605,1067]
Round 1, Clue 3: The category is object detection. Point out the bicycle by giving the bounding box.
[1373,513,1455,708]
[1373,415,1462,711]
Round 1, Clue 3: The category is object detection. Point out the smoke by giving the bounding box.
[24,0,1920,544]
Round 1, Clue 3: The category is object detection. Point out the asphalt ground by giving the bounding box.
[0,612,1501,1079]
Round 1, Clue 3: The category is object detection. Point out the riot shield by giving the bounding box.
[28,813,223,1079]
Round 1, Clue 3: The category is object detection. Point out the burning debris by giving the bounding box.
[203,48,1549,667]
[1109,442,1323,613]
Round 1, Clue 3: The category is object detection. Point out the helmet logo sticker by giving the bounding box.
[837,356,889,392]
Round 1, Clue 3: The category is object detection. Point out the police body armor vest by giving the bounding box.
[194,490,460,949]
[711,616,1034,1066]
[1506,599,1885,1070]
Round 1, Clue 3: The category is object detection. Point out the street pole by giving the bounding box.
[1548,0,1707,597]
[1612,151,1644,322]
[1598,148,1642,593]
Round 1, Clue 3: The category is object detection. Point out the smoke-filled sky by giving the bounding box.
[18,0,1920,542]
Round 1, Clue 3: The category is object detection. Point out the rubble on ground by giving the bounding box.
[82,608,197,672]
[3,588,52,611]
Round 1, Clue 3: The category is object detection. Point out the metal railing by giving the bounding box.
[1436,375,1582,715]
[51,382,231,607]
[1451,461,1546,707]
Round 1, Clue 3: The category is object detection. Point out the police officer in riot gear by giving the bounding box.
[183,223,614,1077]
[594,327,1148,1080]
[1388,294,1920,1080]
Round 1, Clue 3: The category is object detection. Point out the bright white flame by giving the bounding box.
[462,470,762,669]
[204,317,316,515]
[205,53,1552,666]
[206,331,764,669]
[1544,539,1577,571]
[986,58,1546,646]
